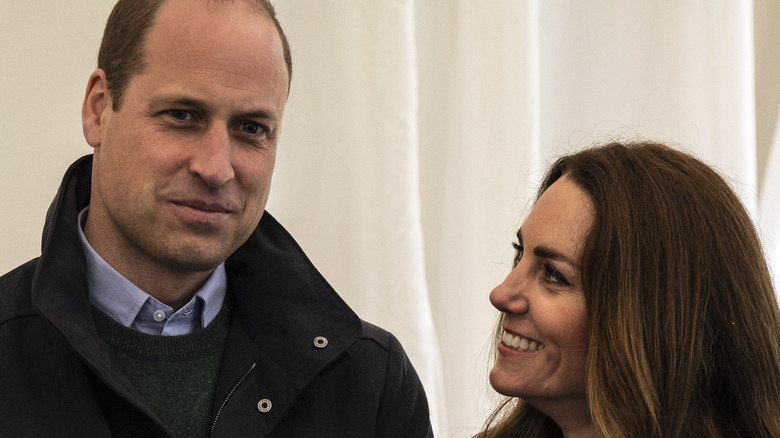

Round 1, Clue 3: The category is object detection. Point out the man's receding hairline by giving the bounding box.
[135,0,289,87]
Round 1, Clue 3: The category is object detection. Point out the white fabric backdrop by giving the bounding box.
[2,1,779,437]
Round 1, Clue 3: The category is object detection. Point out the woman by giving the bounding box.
[479,141,780,437]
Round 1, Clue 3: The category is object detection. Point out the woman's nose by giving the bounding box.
[489,267,530,315]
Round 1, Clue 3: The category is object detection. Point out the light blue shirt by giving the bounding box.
[77,208,226,336]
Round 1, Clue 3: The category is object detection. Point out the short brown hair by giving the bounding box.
[98,0,292,110]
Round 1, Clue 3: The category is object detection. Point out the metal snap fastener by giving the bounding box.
[313,336,328,349]
[257,398,272,413]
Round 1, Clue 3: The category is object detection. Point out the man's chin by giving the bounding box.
[163,244,236,273]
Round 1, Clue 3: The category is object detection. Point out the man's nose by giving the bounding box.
[189,125,235,188]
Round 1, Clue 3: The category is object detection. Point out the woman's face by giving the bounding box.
[489,175,593,414]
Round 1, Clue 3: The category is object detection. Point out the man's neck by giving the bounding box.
[114,264,214,311]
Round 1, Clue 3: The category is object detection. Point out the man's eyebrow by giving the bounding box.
[240,109,279,121]
[148,95,203,109]
[517,228,579,268]
[148,95,280,121]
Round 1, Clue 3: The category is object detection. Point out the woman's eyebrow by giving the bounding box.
[517,228,579,268]
[533,246,579,268]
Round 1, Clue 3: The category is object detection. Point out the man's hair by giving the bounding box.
[98,0,292,110]
[479,141,780,437]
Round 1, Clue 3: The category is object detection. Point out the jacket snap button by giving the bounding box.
[313,336,328,349]
[257,399,272,413]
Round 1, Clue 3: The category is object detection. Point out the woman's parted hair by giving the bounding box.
[480,141,780,437]
[98,0,292,110]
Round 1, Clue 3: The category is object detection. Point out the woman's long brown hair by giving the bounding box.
[479,142,780,437]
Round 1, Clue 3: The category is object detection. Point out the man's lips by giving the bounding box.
[171,199,235,213]
[169,199,237,226]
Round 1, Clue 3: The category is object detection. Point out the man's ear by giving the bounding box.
[82,69,112,149]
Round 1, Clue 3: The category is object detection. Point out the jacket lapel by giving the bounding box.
[214,212,363,435]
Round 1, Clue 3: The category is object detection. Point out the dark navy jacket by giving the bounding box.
[0,155,433,437]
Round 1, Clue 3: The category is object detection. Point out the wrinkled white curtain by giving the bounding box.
[272,1,780,436]
[2,1,780,437]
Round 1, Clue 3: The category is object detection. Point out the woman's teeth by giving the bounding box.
[502,331,545,352]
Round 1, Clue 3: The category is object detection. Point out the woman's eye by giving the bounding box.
[544,265,570,286]
[512,242,524,267]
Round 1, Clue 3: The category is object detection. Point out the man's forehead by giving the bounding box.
[156,0,272,22]
[146,0,284,69]
[137,0,288,89]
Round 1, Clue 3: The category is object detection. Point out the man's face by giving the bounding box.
[83,0,289,281]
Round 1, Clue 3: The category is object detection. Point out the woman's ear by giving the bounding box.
[82,69,112,149]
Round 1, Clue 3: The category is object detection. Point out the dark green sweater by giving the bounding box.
[92,300,230,438]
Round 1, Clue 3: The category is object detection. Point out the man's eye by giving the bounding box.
[168,110,191,121]
[240,122,264,135]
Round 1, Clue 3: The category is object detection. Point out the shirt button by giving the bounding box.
[257,399,272,413]
[153,310,166,322]
[313,336,328,348]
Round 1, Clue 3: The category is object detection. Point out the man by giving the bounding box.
[0,0,432,436]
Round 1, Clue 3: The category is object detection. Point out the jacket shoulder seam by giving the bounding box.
[359,320,394,351]
[0,258,39,324]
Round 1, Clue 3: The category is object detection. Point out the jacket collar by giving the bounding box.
[224,203,363,386]
[32,155,363,398]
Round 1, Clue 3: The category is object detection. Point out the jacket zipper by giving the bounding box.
[210,362,256,436]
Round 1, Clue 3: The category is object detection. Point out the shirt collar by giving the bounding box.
[77,207,226,334]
